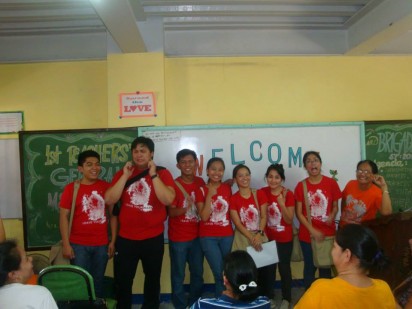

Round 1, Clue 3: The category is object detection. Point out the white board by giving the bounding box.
[139,122,365,194]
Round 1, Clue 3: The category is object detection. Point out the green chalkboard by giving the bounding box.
[19,128,138,250]
[365,121,412,213]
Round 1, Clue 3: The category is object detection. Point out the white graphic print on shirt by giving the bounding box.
[81,191,106,224]
[342,195,366,223]
[308,189,328,222]
[183,192,199,221]
[240,204,259,231]
[210,196,229,226]
[267,202,285,232]
[127,179,152,212]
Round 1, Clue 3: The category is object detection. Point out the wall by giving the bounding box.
[2,53,412,295]
[164,56,412,125]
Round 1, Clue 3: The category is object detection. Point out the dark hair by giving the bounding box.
[206,157,225,170]
[131,136,154,153]
[357,159,378,174]
[336,224,388,271]
[0,240,20,287]
[77,150,100,166]
[232,164,251,179]
[265,163,285,181]
[176,149,197,163]
[224,251,259,302]
[303,151,322,167]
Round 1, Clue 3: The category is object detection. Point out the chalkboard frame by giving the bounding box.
[19,127,139,251]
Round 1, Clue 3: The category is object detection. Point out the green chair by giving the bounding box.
[38,265,116,309]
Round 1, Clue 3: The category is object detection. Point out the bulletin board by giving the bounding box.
[19,128,138,250]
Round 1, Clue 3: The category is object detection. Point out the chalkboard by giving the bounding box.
[139,123,364,203]
[365,121,412,213]
[19,128,138,250]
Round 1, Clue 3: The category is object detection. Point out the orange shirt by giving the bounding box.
[340,180,382,226]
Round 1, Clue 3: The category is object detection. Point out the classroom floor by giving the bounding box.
[132,287,305,309]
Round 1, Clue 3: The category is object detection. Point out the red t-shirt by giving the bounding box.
[294,176,342,243]
[229,189,268,232]
[339,180,382,226]
[195,183,233,237]
[111,168,175,240]
[262,186,295,243]
[59,180,110,246]
[168,176,206,242]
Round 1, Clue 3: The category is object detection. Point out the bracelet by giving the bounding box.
[151,174,158,180]
[383,190,389,194]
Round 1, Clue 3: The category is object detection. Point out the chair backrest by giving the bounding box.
[27,253,51,274]
[38,265,96,303]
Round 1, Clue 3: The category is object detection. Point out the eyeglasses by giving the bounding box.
[356,169,372,175]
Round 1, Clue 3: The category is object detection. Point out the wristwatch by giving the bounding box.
[257,230,264,236]
[151,174,158,179]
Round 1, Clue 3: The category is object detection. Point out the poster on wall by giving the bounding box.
[119,92,156,118]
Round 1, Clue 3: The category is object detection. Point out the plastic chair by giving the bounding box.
[27,253,51,274]
[38,265,115,308]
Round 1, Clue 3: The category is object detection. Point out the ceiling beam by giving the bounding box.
[89,0,146,53]
[346,0,412,55]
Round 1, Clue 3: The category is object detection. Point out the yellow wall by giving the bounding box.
[1,53,411,295]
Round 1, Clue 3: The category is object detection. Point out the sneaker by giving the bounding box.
[279,299,290,309]
[269,299,277,309]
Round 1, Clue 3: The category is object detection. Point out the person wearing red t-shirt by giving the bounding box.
[195,157,233,297]
[229,164,276,304]
[105,136,176,309]
[59,150,116,298]
[294,151,342,290]
[262,164,295,309]
[168,149,205,309]
[340,159,392,227]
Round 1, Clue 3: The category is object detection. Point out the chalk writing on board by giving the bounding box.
[143,130,180,142]
[365,123,412,212]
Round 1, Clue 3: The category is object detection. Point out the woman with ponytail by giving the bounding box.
[295,224,396,308]
[191,250,271,308]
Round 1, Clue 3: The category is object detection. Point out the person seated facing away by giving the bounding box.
[0,240,58,309]
[295,224,396,309]
[191,250,271,309]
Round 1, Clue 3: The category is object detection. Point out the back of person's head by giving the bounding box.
[176,149,197,162]
[336,224,388,271]
[77,150,100,166]
[131,136,155,152]
[224,250,259,302]
[0,240,20,287]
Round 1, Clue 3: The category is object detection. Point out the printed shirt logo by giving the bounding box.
[81,191,106,224]
[308,189,328,222]
[240,204,259,231]
[341,194,366,223]
[210,195,229,226]
[182,191,200,222]
[126,178,152,212]
[267,202,285,232]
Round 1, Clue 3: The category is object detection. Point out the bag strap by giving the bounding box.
[251,188,259,210]
[175,180,190,199]
[68,180,80,234]
[124,166,165,189]
[302,180,312,226]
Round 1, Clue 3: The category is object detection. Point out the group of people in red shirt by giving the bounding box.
[58,136,393,309]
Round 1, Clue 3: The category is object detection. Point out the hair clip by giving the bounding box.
[239,281,257,292]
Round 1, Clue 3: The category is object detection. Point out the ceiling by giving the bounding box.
[1,0,412,63]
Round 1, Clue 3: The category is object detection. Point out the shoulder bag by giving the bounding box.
[49,180,80,265]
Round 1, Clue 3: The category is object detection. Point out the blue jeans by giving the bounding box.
[169,238,204,309]
[275,241,293,302]
[300,241,331,290]
[71,243,108,298]
[200,235,234,297]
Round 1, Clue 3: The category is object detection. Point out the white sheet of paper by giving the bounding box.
[246,240,279,268]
